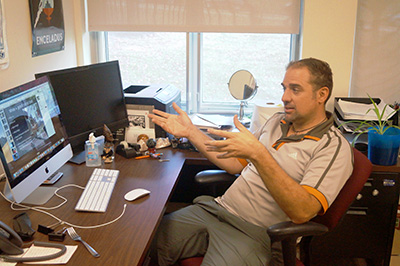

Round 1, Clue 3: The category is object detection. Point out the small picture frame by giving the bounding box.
[125,104,156,143]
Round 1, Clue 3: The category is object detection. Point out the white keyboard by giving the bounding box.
[75,168,119,212]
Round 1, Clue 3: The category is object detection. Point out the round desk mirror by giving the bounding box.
[228,70,258,125]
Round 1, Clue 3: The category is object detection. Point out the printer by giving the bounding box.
[124,84,181,138]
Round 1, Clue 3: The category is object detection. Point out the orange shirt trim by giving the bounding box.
[304,135,321,141]
[237,158,248,167]
[275,142,286,150]
[302,185,329,215]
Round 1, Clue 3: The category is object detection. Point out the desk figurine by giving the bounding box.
[136,134,149,152]
[146,138,157,154]
[102,124,115,163]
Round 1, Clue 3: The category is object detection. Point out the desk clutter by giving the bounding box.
[0,61,187,265]
[0,165,151,264]
[0,244,77,265]
[0,147,201,265]
[124,84,181,140]
[115,135,171,159]
[0,214,101,264]
[0,218,72,264]
[334,97,399,133]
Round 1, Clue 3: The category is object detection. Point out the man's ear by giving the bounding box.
[318,87,329,104]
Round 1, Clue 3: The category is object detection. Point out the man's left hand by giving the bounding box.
[205,115,265,160]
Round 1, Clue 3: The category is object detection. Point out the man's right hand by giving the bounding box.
[148,102,195,139]
[149,103,244,174]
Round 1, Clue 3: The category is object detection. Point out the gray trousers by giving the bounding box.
[151,196,281,266]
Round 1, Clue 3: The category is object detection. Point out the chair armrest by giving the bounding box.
[194,170,239,197]
[195,170,238,185]
[267,221,328,242]
[267,221,328,266]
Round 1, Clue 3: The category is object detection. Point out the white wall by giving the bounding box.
[302,0,358,112]
[0,0,79,92]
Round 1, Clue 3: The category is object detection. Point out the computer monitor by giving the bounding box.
[0,76,73,204]
[35,61,129,164]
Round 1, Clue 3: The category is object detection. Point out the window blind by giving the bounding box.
[87,0,301,34]
[350,0,400,103]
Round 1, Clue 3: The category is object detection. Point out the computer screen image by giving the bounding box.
[35,61,129,164]
[0,76,73,204]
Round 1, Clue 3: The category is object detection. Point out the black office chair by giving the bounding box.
[194,169,238,197]
[180,148,372,266]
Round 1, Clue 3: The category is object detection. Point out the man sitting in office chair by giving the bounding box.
[148,58,353,266]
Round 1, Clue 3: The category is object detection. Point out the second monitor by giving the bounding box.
[35,61,129,164]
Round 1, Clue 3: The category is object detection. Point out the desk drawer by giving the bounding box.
[351,172,399,207]
[307,172,400,266]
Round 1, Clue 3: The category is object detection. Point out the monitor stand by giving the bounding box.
[69,150,86,165]
[21,187,58,205]
[3,182,58,206]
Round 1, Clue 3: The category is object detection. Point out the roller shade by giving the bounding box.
[87,0,301,33]
[350,0,400,104]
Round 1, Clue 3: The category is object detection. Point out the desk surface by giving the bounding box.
[0,148,205,266]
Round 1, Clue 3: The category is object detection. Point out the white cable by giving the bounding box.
[0,173,6,182]
[8,184,85,212]
[0,184,127,229]
[62,204,127,229]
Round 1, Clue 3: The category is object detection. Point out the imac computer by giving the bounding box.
[35,61,129,164]
[0,76,73,204]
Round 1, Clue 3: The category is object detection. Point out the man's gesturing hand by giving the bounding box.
[148,102,195,139]
[204,115,264,160]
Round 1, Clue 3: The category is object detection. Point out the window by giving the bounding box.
[200,33,292,113]
[106,32,186,99]
[107,32,296,115]
[90,0,301,114]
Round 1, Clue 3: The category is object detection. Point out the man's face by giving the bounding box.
[281,66,320,124]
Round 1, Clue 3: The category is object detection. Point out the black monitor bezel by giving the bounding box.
[35,61,129,155]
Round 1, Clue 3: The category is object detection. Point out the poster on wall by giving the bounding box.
[29,0,65,57]
[0,0,9,69]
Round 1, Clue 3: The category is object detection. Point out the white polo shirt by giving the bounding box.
[215,112,353,228]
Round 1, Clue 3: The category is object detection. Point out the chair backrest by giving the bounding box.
[311,147,372,230]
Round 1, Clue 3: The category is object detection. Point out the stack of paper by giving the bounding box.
[190,114,234,129]
[0,245,77,265]
[337,99,396,121]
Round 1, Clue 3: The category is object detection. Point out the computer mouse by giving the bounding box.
[124,188,151,201]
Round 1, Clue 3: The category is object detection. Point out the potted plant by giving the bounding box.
[339,95,400,166]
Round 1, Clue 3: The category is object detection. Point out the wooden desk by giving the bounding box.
[371,159,400,173]
[0,148,204,266]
